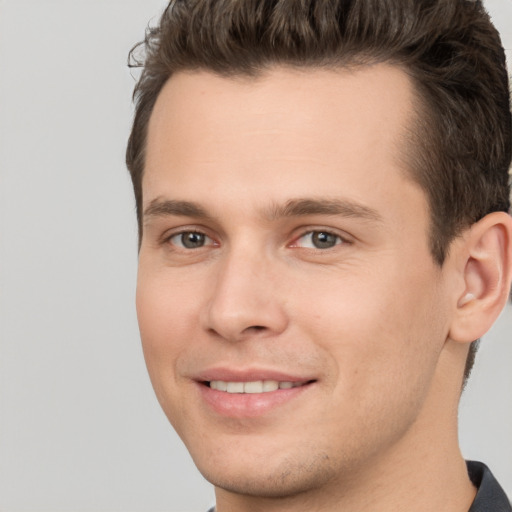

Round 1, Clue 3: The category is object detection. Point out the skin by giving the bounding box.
[136,65,511,511]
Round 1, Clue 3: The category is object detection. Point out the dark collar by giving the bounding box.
[467,461,511,512]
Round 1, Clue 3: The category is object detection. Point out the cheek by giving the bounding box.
[300,276,447,449]
[294,260,448,392]
[136,264,199,338]
[135,271,198,394]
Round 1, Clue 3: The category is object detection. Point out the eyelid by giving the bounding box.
[161,226,219,248]
[289,228,352,249]
[157,224,352,250]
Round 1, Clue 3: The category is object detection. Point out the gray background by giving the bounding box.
[0,1,510,510]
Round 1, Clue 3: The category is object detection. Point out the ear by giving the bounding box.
[448,211,512,343]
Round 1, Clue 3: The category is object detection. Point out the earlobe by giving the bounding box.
[449,211,512,343]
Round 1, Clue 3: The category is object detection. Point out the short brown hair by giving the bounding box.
[126,0,512,381]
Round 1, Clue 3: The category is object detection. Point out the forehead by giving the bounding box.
[143,64,424,224]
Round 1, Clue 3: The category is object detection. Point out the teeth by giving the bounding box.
[263,380,279,392]
[216,381,227,391]
[209,380,304,393]
[226,382,244,393]
[244,381,263,393]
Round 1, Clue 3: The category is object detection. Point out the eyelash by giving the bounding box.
[162,228,349,252]
[164,230,216,250]
[291,230,347,250]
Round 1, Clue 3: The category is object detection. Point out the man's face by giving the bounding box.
[137,65,454,498]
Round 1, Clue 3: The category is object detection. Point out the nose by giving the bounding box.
[201,247,288,342]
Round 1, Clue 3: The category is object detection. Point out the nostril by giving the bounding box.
[249,325,266,331]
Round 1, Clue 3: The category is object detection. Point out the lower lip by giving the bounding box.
[197,382,312,418]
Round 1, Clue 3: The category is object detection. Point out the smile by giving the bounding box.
[208,380,305,393]
[200,378,315,417]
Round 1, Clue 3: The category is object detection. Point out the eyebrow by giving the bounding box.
[143,197,383,224]
[265,198,383,223]
[143,198,214,224]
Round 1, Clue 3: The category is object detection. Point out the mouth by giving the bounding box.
[195,369,316,417]
[197,377,316,417]
[206,379,313,393]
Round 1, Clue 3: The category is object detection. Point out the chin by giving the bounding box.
[191,445,341,499]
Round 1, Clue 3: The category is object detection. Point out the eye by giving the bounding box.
[168,231,214,249]
[293,231,344,249]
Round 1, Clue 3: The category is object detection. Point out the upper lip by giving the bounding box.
[194,367,315,383]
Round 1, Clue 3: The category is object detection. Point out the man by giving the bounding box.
[126,1,512,510]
